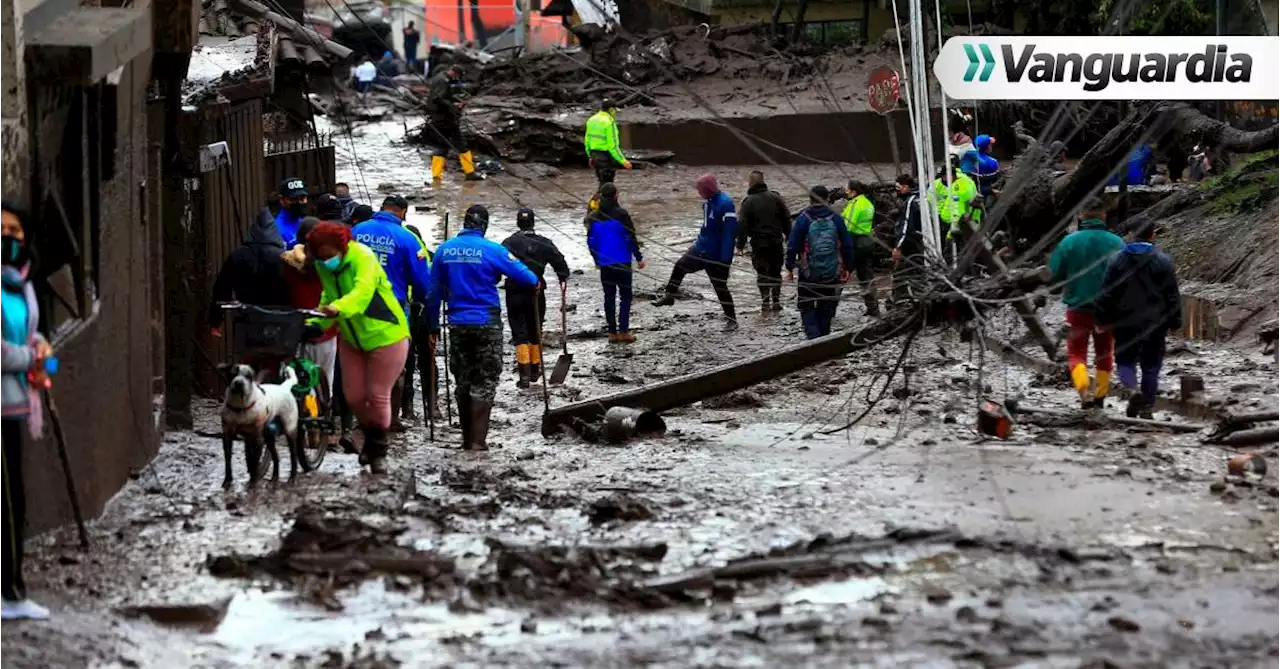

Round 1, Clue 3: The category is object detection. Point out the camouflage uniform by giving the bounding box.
[449,324,504,403]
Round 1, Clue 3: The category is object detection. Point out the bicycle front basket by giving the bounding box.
[231,307,306,359]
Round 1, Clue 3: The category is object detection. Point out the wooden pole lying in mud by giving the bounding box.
[1015,405,1206,434]
[543,266,1056,435]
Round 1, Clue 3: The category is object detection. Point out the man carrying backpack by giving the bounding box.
[786,186,856,339]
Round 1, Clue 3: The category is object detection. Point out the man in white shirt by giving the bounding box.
[354,58,377,93]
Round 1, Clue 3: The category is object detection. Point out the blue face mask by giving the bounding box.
[320,254,343,271]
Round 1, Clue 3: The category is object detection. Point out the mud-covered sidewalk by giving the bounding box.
[4,143,1278,668]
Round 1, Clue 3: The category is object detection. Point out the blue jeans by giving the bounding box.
[800,299,838,339]
[600,265,633,333]
[1115,327,1166,404]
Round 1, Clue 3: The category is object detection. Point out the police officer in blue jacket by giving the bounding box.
[651,173,739,330]
[353,195,433,429]
[425,205,539,451]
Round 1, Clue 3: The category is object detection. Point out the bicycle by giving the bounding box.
[219,302,335,474]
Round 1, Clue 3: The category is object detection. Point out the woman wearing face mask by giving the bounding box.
[1,202,52,620]
[306,222,410,475]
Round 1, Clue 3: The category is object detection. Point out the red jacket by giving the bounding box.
[282,263,337,342]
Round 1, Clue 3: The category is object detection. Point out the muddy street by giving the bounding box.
[4,122,1279,669]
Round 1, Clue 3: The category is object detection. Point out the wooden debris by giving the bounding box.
[1015,405,1205,434]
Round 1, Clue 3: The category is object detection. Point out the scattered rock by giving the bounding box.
[1107,615,1141,633]
[924,586,953,605]
[1209,480,1228,494]
[587,493,655,525]
[861,615,891,629]
[755,602,783,617]
[955,605,980,623]
[702,390,764,410]
[520,618,538,633]
[118,597,232,633]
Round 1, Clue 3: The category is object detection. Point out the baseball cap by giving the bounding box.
[516,207,535,229]
[280,177,307,198]
[381,195,410,211]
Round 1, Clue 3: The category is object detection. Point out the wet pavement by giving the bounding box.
[4,122,1278,668]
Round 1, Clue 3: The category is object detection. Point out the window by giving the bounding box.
[31,82,114,342]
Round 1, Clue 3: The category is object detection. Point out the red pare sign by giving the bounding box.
[866,66,901,115]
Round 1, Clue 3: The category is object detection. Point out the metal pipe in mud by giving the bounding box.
[602,407,667,445]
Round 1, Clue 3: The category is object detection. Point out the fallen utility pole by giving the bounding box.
[544,264,1058,436]
[541,313,919,435]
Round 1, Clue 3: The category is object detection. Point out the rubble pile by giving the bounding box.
[475,24,827,105]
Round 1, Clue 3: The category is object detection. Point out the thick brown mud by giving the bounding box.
[4,123,1277,669]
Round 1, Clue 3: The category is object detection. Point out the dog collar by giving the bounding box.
[227,400,257,412]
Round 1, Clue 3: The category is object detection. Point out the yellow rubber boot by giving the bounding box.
[430,155,446,180]
[459,151,483,181]
[1094,369,1112,400]
[1070,363,1091,402]
[530,344,542,365]
[515,344,531,365]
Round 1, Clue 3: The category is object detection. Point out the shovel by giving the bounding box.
[549,282,573,385]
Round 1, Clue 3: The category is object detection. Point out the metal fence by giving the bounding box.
[265,132,337,197]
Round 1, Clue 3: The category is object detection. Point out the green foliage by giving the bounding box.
[1092,0,1215,35]
[1205,150,1279,214]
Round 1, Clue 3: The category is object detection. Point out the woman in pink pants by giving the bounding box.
[307,222,410,474]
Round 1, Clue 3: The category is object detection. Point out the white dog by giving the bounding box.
[219,364,300,488]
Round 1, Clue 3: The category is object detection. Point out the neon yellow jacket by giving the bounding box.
[948,171,981,235]
[584,110,626,165]
[930,178,954,224]
[840,194,875,236]
[311,241,410,351]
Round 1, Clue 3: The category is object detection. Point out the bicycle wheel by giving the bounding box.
[295,373,331,472]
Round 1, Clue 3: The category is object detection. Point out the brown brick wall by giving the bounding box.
[22,55,162,535]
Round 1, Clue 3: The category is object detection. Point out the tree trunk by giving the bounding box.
[789,0,811,43]
[1004,102,1277,246]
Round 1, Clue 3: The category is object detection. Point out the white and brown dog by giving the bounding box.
[219,364,300,488]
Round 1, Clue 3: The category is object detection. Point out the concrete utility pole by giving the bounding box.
[0,0,27,204]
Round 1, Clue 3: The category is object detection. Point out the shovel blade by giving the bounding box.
[549,353,573,385]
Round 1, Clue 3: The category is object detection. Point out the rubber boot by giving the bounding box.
[460,151,484,181]
[388,379,407,432]
[1070,364,1091,408]
[515,344,531,388]
[759,287,771,314]
[1092,369,1112,409]
[363,427,388,474]
[529,345,542,382]
[651,291,676,307]
[771,286,783,312]
[456,391,473,449]
[863,293,880,317]
[469,400,493,451]
[430,155,446,180]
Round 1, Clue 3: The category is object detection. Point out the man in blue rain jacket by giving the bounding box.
[425,205,538,452]
[650,173,739,329]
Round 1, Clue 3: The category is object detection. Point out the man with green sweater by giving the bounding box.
[1048,198,1124,408]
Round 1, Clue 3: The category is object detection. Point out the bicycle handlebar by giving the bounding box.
[218,302,327,319]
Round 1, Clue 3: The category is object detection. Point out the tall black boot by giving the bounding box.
[389,379,406,432]
[361,426,388,473]
[470,400,493,452]
[456,391,473,449]
[516,363,531,389]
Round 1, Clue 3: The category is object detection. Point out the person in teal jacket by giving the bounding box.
[1048,198,1124,408]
